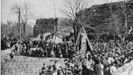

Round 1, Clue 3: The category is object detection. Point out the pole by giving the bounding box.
[18,7,21,42]
[54,0,56,19]
[53,0,57,42]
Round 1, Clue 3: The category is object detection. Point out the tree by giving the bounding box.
[106,0,133,43]
[11,2,32,41]
[62,0,89,42]
[1,23,8,38]
[1,21,14,38]
[62,0,88,19]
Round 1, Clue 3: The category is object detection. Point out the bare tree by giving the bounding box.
[119,1,133,43]
[11,2,32,41]
[7,20,12,33]
[62,0,89,42]
[11,3,21,36]
[62,0,88,19]
[107,0,133,43]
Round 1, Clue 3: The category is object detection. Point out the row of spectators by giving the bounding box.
[15,40,76,58]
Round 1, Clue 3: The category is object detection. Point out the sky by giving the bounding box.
[2,0,123,25]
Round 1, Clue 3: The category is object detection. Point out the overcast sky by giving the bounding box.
[2,0,123,24]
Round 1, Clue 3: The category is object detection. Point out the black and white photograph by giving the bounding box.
[1,0,133,75]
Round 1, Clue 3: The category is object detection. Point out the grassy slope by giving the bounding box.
[1,56,64,75]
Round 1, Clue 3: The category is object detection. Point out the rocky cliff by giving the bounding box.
[33,18,58,37]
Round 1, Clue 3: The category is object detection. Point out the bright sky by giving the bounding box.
[2,0,123,24]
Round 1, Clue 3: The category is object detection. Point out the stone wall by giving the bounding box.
[33,18,58,37]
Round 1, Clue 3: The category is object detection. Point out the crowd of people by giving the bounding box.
[39,40,133,75]
[1,35,133,75]
[1,35,76,58]
[15,40,76,58]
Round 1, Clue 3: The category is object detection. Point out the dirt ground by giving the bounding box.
[1,55,65,75]
[1,54,133,75]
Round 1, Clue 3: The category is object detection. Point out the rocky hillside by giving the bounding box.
[77,1,133,34]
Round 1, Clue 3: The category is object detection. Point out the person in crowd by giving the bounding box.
[39,63,46,75]
[73,64,81,75]
[108,61,117,75]
[94,58,104,75]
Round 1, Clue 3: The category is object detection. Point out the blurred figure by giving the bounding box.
[94,58,104,75]
[39,63,46,75]
[108,61,117,75]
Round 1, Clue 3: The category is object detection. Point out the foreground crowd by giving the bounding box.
[38,41,133,75]
[1,36,133,75]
